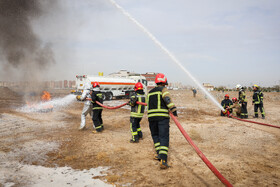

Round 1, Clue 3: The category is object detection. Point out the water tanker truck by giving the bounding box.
[72,74,147,100]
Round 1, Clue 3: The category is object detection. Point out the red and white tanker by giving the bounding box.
[73,73,147,100]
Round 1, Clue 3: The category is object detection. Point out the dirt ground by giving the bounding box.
[0,87,279,186]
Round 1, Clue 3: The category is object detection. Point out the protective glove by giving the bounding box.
[76,95,81,101]
[172,110,178,117]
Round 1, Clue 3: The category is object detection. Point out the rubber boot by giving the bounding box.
[130,138,139,143]
[138,131,143,139]
[153,154,160,161]
[160,159,170,169]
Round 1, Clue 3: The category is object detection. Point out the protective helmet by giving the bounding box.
[253,84,259,89]
[236,84,242,89]
[232,97,237,102]
[134,82,143,91]
[225,94,229,98]
[155,73,168,85]
[92,82,100,88]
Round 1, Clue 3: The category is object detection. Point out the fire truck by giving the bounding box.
[73,72,147,100]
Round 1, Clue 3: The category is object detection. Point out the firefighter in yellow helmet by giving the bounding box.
[128,82,146,143]
[252,84,265,119]
[147,73,177,169]
[236,84,248,119]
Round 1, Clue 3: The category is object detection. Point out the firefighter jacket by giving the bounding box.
[91,88,103,110]
[80,89,92,105]
[229,102,241,113]
[252,90,263,104]
[129,91,146,118]
[221,99,233,109]
[147,85,177,121]
[238,90,247,103]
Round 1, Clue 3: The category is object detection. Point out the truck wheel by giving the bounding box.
[106,92,113,100]
[102,93,106,101]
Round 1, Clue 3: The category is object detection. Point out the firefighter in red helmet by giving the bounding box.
[147,73,177,169]
[91,82,104,133]
[128,82,146,143]
[226,97,241,117]
[220,94,233,116]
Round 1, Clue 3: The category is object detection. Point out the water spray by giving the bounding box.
[108,0,224,111]
[18,94,76,113]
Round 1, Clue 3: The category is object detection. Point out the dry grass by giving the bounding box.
[105,175,121,183]
[188,128,203,142]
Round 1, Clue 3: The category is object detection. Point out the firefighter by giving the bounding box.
[220,94,233,116]
[192,88,197,97]
[128,82,146,143]
[147,73,177,169]
[91,82,104,133]
[227,97,241,117]
[236,84,248,119]
[76,82,93,130]
[252,84,265,119]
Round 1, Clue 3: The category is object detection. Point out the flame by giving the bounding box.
[41,91,51,102]
[25,91,53,112]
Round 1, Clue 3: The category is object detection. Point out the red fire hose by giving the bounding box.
[136,101,232,187]
[227,112,280,129]
[170,113,232,187]
[96,101,129,109]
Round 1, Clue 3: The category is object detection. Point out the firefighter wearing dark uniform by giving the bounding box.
[128,82,146,143]
[252,84,265,119]
[236,84,248,119]
[91,82,104,133]
[147,73,177,169]
[220,94,233,116]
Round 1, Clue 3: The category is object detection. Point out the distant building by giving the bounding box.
[203,83,214,91]
[141,72,158,89]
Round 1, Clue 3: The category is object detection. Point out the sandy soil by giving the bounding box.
[0,87,279,186]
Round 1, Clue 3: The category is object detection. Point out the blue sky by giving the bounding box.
[3,0,280,87]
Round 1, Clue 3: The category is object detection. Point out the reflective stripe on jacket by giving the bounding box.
[91,91,103,110]
[129,92,146,118]
[253,90,263,104]
[221,99,233,109]
[147,86,176,121]
[239,90,247,103]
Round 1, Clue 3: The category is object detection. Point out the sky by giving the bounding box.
[1,0,280,87]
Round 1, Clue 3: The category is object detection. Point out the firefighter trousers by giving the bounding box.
[92,109,103,131]
[254,103,265,117]
[130,117,143,141]
[149,118,170,161]
[240,102,248,118]
[80,104,92,129]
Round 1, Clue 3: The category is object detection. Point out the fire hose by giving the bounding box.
[226,111,280,129]
[85,98,129,109]
[95,101,129,109]
[136,101,233,187]
[89,100,232,186]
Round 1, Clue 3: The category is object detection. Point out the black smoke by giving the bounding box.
[0,0,55,78]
